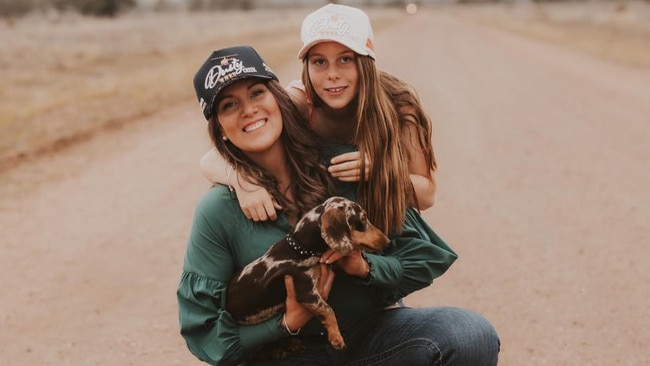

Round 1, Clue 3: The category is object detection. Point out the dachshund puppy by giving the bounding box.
[226,196,390,358]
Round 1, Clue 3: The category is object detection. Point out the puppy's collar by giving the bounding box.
[286,234,322,257]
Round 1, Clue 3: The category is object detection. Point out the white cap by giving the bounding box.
[298,4,376,60]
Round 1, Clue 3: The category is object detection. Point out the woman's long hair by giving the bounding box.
[302,55,436,235]
[208,79,335,219]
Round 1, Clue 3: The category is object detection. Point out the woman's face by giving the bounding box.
[216,79,283,157]
[306,42,359,110]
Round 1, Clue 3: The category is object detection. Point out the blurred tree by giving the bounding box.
[49,0,135,16]
[78,0,136,16]
[153,0,170,12]
[208,0,252,10]
[188,0,253,11]
[615,0,628,12]
[0,0,34,17]
[187,0,202,11]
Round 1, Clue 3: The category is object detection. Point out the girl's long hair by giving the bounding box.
[379,70,437,173]
[208,79,334,219]
[302,55,436,235]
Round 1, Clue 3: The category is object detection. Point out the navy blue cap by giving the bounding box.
[193,46,278,120]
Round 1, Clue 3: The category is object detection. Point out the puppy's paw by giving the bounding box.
[329,334,346,350]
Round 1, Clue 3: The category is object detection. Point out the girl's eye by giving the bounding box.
[312,58,326,66]
[340,55,353,64]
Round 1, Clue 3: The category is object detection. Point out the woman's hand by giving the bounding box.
[235,176,282,222]
[320,249,369,279]
[328,152,371,182]
[283,263,335,331]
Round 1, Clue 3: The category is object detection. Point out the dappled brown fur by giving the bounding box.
[225,196,390,360]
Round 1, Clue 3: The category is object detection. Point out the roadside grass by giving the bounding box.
[1,2,648,172]
[458,1,650,69]
[0,8,404,172]
[0,9,308,172]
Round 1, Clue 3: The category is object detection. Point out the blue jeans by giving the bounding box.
[250,307,500,366]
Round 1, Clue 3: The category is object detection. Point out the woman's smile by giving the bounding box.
[243,119,267,133]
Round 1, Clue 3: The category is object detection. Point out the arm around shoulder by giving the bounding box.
[401,117,437,210]
[410,172,436,210]
[285,81,310,122]
[200,148,229,185]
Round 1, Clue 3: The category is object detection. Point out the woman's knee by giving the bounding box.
[343,307,499,366]
[434,307,500,366]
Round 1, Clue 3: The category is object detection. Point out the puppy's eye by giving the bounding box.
[349,217,367,232]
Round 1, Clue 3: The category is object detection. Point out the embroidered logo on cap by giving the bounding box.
[307,14,361,46]
[204,54,260,92]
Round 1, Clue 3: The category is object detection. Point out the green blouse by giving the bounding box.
[177,146,457,365]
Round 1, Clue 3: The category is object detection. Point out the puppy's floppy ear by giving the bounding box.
[320,207,354,254]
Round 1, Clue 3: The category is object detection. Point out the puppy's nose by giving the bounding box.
[371,232,390,250]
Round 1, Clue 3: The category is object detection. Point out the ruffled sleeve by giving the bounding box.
[363,207,458,305]
[177,272,286,365]
[177,186,287,366]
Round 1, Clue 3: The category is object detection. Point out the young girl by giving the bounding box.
[179,45,498,366]
[200,4,437,235]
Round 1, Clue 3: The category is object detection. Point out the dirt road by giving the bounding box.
[1,7,649,366]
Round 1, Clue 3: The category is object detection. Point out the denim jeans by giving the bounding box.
[249,306,500,366]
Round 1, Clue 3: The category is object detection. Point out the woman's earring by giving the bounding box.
[222,135,228,141]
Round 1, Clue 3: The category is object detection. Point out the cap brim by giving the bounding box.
[206,74,276,119]
[298,39,370,60]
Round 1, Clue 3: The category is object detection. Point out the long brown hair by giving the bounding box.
[379,70,437,173]
[208,79,334,219]
[302,55,435,234]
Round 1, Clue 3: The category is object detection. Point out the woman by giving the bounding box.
[201,4,437,235]
[179,45,498,366]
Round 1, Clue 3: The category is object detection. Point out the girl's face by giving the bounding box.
[216,79,283,157]
[306,42,359,110]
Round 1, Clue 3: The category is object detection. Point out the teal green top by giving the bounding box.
[177,144,457,366]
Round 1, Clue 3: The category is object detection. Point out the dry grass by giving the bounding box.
[1,2,648,171]
[0,8,404,171]
[456,0,650,69]
[0,9,304,170]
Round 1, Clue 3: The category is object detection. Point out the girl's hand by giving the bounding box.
[235,178,282,222]
[320,249,369,278]
[283,264,335,331]
[199,148,282,221]
[328,152,371,182]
